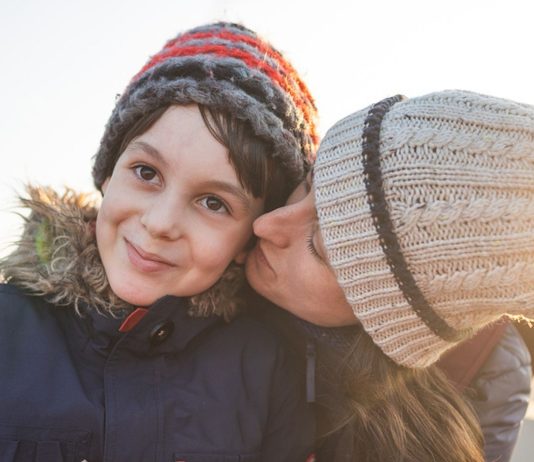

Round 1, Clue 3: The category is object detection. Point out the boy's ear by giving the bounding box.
[233,249,248,265]
[101,177,111,194]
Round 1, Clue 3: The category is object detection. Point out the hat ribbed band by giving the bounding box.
[361,95,470,344]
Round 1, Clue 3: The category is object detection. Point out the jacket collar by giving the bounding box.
[83,295,223,355]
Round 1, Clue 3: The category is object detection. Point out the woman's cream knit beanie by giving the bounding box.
[314,90,534,368]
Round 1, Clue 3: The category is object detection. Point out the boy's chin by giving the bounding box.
[118,293,158,308]
[106,272,226,307]
[109,281,161,308]
[109,280,210,307]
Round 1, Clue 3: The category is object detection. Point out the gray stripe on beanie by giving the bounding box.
[169,37,308,115]
[134,55,305,131]
[93,57,305,188]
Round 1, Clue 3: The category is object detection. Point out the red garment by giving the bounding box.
[438,321,508,392]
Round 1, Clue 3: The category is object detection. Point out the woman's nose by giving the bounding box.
[252,203,299,248]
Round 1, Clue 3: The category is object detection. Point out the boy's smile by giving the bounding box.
[124,239,176,272]
[96,105,264,307]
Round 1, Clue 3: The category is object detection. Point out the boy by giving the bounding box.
[0,22,317,461]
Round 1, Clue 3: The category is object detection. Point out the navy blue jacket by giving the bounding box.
[0,284,314,462]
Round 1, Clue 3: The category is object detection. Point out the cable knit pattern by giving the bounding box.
[393,197,534,236]
[314,90,534,368]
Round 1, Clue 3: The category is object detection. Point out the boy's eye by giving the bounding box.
[134,165,158,182]
[199,196,229,214]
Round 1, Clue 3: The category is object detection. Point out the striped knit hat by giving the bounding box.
[314,90,534,368]
[92,22,318,189]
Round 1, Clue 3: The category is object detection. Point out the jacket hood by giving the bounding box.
[0,186,244,320]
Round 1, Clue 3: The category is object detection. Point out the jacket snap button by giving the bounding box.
[149,320,174,345]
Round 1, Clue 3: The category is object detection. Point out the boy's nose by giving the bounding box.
[140,198,183,240]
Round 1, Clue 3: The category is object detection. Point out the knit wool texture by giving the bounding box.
[314,90,534,368]
[92,22,318,189]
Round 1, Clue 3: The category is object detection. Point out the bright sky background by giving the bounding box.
[2,0,534,256]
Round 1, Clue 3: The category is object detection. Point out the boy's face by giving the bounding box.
[96,105,264,307]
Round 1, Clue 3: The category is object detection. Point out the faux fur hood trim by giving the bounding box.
[0,186,245,320]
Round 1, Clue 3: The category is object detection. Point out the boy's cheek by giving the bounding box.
[101,177,111,194]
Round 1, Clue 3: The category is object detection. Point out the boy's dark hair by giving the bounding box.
[118,104,292,212]
[199,105,291,212]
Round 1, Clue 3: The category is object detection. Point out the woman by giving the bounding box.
[246,90,534,461]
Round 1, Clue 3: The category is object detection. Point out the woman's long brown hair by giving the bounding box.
[315,326,484,462]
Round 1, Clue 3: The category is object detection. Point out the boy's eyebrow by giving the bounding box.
[128,140,169,167]
[128,140,252,210]
[201,180,252,211]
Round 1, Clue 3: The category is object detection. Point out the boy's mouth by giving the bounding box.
[125,239,175,272]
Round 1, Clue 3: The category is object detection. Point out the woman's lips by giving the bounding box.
[125,239,174,272]
[251,242,275,275]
